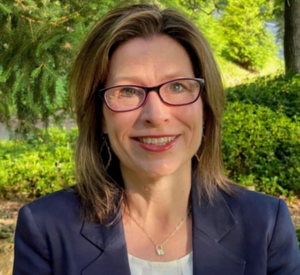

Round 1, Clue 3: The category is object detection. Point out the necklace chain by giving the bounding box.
[125,207,191,255]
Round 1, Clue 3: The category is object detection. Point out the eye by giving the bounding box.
[169,82,185,93]
[119,87,142,96]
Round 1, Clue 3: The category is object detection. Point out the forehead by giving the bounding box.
[105,35,195,87]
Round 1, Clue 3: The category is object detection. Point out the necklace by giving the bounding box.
[124,207,191,256]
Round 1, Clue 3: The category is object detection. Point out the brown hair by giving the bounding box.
[69,2,236,223]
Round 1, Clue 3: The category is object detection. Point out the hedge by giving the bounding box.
[222,102,300,195]
[226,73,300,120]
[0,128,77,198]
[1,101,299,199]
[1,73,299,198]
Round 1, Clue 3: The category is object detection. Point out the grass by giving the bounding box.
[216,55,284,88]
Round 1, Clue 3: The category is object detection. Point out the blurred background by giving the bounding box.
[0,0,299,273]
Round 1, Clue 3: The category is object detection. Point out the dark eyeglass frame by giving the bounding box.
[98,77,205,112]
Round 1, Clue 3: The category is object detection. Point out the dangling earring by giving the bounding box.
[194,122,206,162]
[194,152,201,162]
[100,133,112,170]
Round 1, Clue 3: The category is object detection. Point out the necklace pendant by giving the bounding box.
[156,245,164,256]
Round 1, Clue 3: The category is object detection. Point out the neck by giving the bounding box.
[120,161,192,225]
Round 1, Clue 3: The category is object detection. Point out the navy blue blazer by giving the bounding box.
[13,186,300,275]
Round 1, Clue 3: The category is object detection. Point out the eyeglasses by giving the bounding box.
[99,78,205,112]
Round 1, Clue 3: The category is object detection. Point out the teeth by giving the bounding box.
[137,136,176,145]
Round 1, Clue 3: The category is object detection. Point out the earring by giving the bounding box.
[194,152,201,162]
[194,122,206,162]
[100,134,112,170]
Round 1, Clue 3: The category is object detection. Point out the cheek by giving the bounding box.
[180,99,204,125]
[103,107,139,143]
[179,100,204,146]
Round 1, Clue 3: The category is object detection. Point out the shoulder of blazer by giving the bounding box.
[222,187,281,209]
[24,187,79,214]
[220,188,285,242]
[19,187,82,234]
[221,188,282,221]
[192,185,283,242]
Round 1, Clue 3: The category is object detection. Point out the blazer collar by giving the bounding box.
[80,212,131,275]
[191,184,237,242]
[191,183,246,275]
[80,212,124,251]
[80,183,245,275]
[80,184,238,248]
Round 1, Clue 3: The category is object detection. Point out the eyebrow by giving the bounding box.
[109,73,193,86]
[109,76,142,85]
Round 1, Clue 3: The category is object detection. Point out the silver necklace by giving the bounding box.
[125,207,190,256]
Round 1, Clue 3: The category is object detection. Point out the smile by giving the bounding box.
[136,136,176,146]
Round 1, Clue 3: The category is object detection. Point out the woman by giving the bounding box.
[13,3,300,275]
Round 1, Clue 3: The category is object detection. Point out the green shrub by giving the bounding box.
[222,102,300,195]
[226,73,300,119]
[220,0,278,70]
[296,229,300,249]
[0,127,77,199]
[1,102,300,199]
[161,1,227,57]
[192,6,227,57]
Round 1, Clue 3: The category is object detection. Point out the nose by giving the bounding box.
[140,91,170,127]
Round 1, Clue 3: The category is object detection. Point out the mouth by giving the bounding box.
[135,136,177,146]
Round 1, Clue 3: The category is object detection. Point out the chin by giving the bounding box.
[134,161,184,178]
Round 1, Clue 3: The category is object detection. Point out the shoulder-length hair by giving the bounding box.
[69,3,235,223]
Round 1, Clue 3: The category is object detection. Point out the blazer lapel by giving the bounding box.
[80,213,131,275]
[79,185,246,275]
[192,187,246,275]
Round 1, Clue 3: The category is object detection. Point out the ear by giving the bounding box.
[102,114,107,134]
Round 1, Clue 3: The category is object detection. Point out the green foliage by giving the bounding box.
[0,0,283,137]
[220,0,278,70]
[224,73,300,195]
[0,0,121,135]
[1,100,300,199]
[193,7,227,56]
[272,0,284,40]
[296,229,300,249]
[222,101,300,195]
[0,127,77,199]
[173,0,227,56]
[226,73,300,119]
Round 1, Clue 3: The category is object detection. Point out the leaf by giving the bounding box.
[0,3,12,14]
[31,66,42,79]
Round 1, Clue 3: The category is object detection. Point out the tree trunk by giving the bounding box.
[284,0,300,74]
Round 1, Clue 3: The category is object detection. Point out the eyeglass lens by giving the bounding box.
[104,79,201,111]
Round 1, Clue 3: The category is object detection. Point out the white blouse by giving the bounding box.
[127,252,193,275]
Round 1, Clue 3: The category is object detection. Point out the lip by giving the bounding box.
[133,135,177,138]
[132,135,179,152]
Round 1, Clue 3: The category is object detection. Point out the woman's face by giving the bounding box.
[102,35,204,179]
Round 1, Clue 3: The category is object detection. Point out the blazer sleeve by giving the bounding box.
[13,205,53,275]
[267,199,300,274]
